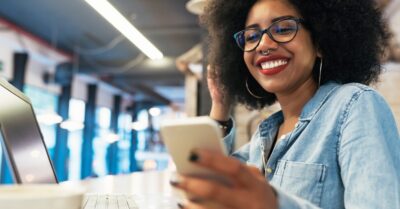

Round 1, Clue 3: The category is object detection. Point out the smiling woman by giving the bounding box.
[202,0,389,109]
[168,0,400,209]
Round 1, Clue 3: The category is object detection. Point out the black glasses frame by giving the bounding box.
[233,17,304,52]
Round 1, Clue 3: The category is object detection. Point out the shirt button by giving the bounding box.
[295,122,300,128]
[266,168,273,174]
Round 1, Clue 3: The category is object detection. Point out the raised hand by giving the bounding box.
[207,65,233,121]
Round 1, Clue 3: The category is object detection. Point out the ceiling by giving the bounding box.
[0,0,203,105]
[1,0,399,106]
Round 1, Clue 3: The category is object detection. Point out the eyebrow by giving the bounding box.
[245,15,296,29]
[271,15,295,23]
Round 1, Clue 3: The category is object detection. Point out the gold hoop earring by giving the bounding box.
[245,78,264,99]
[318,58,323,88]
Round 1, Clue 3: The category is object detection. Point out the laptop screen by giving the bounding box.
[0,79,58,184]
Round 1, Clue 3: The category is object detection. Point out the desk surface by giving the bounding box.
[62,171,181,209]
[62,171,176,194]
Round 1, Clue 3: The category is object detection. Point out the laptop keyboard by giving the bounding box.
[83,194,138,209]
[82,194,178,209]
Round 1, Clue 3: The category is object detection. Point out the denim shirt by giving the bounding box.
[223,82,400,209]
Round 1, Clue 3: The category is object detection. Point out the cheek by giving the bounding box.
[293,39,317,72]
[243,53,253,70]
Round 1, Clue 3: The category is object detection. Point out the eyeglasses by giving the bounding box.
[233,17,304,52]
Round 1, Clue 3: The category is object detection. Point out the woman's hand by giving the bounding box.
[207,65,232,121]
[171,149,278,209]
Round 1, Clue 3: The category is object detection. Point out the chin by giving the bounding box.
[257,80,283,94]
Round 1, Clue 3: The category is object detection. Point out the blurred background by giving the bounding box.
[0,0,399,183]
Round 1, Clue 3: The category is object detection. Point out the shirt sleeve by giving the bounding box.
[222,119,252,163]
[338,89,400,208]
[222,118,236,154]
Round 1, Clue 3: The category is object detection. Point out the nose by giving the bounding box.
[257,32,278,52]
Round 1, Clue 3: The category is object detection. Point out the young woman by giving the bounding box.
[171,0,400,208]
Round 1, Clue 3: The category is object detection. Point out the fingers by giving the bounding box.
[247,165,265,180]
[207,65,218,79]
[207,65,221,88]
[174,175,246,209]
[189,149,259,188]
[172,150,277,209]
[206,65,218,91]
[184,200,231,209]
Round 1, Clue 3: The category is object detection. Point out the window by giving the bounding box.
[117,113,132,174]
[134,106,179,171]
[136,109,149,151]
[93,107,111,177]
[66,99,85,180]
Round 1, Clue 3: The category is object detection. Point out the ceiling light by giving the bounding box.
[36,112,63,126]
[186,0,206,15]
[60,120,84,131]
[131,121,148,131]
[149,107,161,117]
[188,63,203,74]
[104,132,120,143]
[85,0,163,60]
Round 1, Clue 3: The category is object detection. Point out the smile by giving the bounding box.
[260,59,288,70]
[257,58,289,76]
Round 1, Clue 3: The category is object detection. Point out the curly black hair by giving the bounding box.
[201,0,389,109]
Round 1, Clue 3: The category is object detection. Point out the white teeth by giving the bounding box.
[260,59,288,70]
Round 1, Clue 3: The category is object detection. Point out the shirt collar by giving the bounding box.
[299,81,340,121]
[259,111,283,137]
[259,81,340,132]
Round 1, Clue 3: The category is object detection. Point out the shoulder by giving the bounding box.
[312,82,386,115]
[330,82,386,108]
[333,83,396,133]
[335,82,377,97]
[316,82,393,127]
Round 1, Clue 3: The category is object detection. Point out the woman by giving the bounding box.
[171,0,400,208]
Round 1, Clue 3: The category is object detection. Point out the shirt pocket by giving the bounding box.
[273,160,327,206]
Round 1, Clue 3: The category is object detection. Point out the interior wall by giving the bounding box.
[71,76,89,102]
[25,58,60,94]
[0,21,69,92]
[376,63,400,130]
[0,46,13,80]
[97,83,118,109]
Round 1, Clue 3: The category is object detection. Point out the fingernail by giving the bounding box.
[169,174,181,186]
[189,152,199,162]
[169,179,179,186]
[189,197,202,203]
[177,203,185,209]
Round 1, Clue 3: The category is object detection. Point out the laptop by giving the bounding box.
[0,78,57,184]
[0,78,178,209]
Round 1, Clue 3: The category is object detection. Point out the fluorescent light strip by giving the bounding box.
[85,0,163,60]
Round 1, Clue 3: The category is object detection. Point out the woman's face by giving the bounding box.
[243,0,318,96]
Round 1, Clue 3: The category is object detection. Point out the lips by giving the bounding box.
[256,55,290,76]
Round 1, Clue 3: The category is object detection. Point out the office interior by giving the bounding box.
[0,0,400,185]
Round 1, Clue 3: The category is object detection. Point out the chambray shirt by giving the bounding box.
[223,82,400,209]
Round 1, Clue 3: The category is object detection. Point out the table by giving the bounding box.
[61,171,181,209]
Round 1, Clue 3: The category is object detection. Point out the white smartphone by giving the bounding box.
[160,116,229,183]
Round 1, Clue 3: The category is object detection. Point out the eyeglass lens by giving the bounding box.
[238,19,299,51]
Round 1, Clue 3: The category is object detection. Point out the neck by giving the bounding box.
[276,78,318,121]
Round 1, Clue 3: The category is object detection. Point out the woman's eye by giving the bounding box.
[245,33,260,42]
[273,26,296,35]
